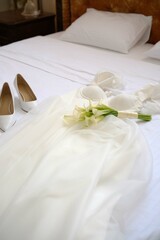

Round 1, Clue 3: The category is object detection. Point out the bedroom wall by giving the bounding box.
[42,0,55,13]
[0,0,56,13]
[0,0,11,11]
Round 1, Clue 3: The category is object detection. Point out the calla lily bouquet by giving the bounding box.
[64,102,151,126]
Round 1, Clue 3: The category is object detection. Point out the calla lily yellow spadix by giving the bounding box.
[63,102,152,126]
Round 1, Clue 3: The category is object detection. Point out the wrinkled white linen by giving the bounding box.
[91,71,160,114]
[0,36,160,86]
[92,71,124,91]
[0,91,152,240]
[0,36,160,240]
[107,83,160,114]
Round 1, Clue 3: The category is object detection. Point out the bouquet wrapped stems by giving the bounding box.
[117,111,151,121]
[64,102,151,126]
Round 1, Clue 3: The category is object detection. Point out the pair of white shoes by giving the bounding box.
[0,74,37,132]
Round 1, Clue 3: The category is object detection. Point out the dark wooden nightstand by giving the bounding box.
[0,10,55,46]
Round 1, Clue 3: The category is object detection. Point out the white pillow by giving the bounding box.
[145,41,160,60]
[60,8,152,53]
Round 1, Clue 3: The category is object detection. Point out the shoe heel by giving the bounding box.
[0,82,15,131]
[14,74,37,112]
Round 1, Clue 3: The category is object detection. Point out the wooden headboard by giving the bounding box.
[56,0,160,44]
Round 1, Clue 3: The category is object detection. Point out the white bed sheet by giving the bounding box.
[48,32,160,65]
[0,35,160,240]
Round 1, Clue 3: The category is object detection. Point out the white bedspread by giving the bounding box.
[0,36,160,240]
[0,36,160,86]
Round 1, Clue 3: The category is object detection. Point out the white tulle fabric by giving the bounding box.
[0,91,152,240]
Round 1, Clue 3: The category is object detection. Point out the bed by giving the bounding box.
[0,0,160,239]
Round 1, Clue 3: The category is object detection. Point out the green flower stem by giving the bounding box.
[117,111,152,121]
[138,113,152,121]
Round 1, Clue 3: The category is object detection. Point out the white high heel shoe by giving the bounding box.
[0,82,15,131]
[14,74,37,112]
